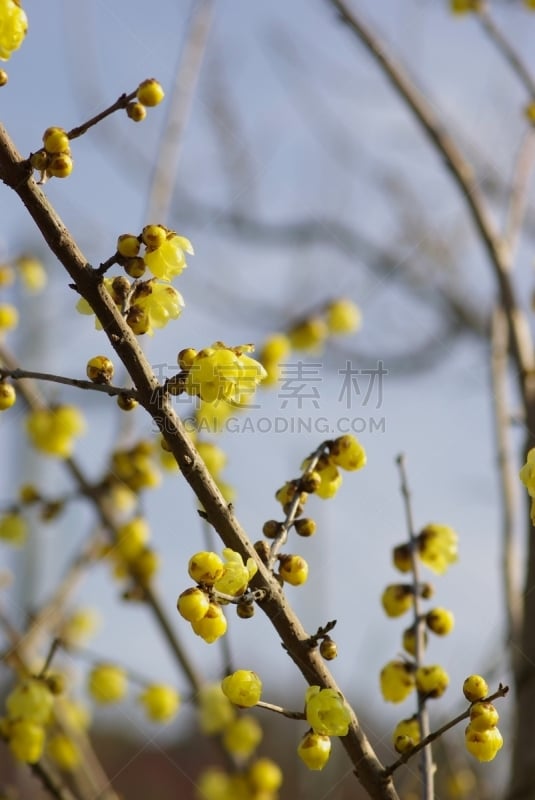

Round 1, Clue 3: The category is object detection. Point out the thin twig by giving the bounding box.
[66,91,137,142]
[146,0,215,224]
[503,129,535,253]
[490,310,522,651]
[0,366,139,400]
[396,454,433,800]
[267,441,327,569]
[256,699,306,721]
[477,6,535,100]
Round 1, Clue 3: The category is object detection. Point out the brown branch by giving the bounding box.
[0,122,400,800]
[384,683,509,776]
[256,699,306,721]
[396,455,433,800]
[490,309,522,653]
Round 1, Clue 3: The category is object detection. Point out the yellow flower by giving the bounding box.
[325,299,362,334]
[417,523,458,574]
[129,279,184,336]
[47,734,80,771]
[0,512,27,545]
[520,448,535,497]
[221,670,262,708]
[297,731,331,770]
[222,715,262,758]
[144,234,193,282]
[305,686,351,736]
[26,405,86,458]
[380,660,416,703]
[197,684,235,734]
[88,664,127,704]
[139,684,180,723]
[185,343,266,406]
[16,255,47,292]
[0,0,28,61]
[214,549,257,597]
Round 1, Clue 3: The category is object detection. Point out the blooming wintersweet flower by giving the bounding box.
[144,234,193,282]
[214,548,258,596]
[129,279,184,336]
[305,686,351,736]
[0,0,28,61]
[197,684,235,734]
[185,343,266,406]
[138,684,180,723]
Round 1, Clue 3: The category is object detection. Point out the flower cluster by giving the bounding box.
[0,0,27,62]
[197,682,266,767]
[126,78,165,123]
[116,224,193,282]
[25,404,86,458]
[463,675,503,762]
[380,511,458,763]
[297,687,351,771]
[176,342,266,410]
[88,663,180,724]
[76,272,185,337]
[393,523,458,575]
[102,515,160,588]
[177,549,258,642]
[0,677,55,764]
[30,127,73,181]
[197,758,283,800]
[259,297,361,384]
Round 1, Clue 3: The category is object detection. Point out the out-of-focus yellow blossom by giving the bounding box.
[139,684,180,723]
[417,523,458,574]
[16,255,47,292]
[520,448,535,496]
[0,512,27,545]
[222,715,262,758]
[380,660,416,703]
[325,298,362,334]
[47,733,80,771]
[0,0,28,61]
[61,607,100,645]
[197,684,235,734]
[88,664,127,704]
[0,302,18,333]
[288,317,328,353]
[26,405,86,458]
